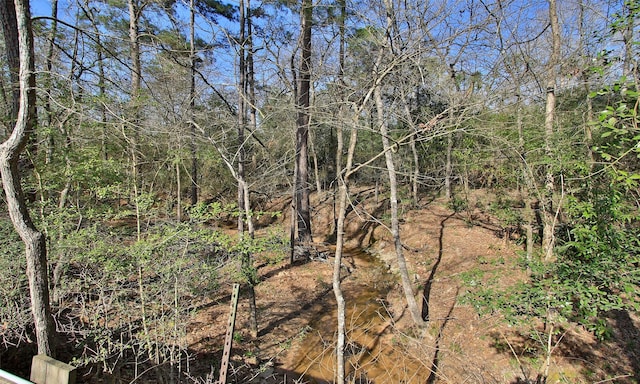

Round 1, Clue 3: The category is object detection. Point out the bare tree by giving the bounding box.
[373,0,426,327]
[0,0,56,356]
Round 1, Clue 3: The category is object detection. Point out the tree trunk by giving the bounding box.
[189,0,198,206]
[237,0,247,235]
[410,132,419,206]
[578,1,595,168]
[542,0,561,261]
[444,131,453,199]
[401,92,420,206]
[0,0,56,356]
[310,136,322,193]
[77,3,108,160]
[176,159,182,221]
[294,0,312,243]
[127,0,143,240]
[332,183,348,384]
[375,83,426,328]
[238,0,257,338]
[622,0,637,88]
[332,0,346,240]
[332,111,359,384]
[374,0,426,328]
[0,0,19,121]
[43,0,57,164]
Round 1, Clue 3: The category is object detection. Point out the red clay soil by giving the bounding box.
[185,190,640,384]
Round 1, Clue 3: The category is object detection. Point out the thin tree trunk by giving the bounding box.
[128,0,141,170]
[294,0,312,243]
[237,0,246,235]
[127,0,143,240]
[332,0,346,239]
[176,160,181,221]
[43,0,57,164]
[332,183,348,384]
[238,0,257,338]
[542,0,561,261]
[622,0,637,88]
[444,131,453,199]
[410,133,419,206]
[78,2,108,160]
[515,92,535,263]
[332,112,359,384]
[189,0,198,205]
[401,92,420,206]
[55,14,77,209]
[578,1,595,168]
[310,134,322,193]
[377,0,426,328]
[375,83,426,327]
[0,0,56,356]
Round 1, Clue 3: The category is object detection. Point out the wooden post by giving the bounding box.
[217,283,240,384]
[30,355,76,384]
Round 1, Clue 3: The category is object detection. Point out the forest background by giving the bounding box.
[0,0,639,382]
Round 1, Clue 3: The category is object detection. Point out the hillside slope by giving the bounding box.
[187,191,640,384]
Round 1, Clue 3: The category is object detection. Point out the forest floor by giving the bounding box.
[184,189,640,384]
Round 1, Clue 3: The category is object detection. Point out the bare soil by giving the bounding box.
[186,190,640,384]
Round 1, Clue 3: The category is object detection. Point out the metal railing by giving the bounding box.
[0,369,33,384]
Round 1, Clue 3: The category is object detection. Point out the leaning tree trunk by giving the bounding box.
[0,0,56,357]
[376,0,426,328]
[375,83,426,327]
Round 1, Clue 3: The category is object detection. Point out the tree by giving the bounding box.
[375,0,426,327]
[542,0,561,260]
[0,0,56,356]
[293,0,312,244]
[237,0,258,338]
[188,0,198,206]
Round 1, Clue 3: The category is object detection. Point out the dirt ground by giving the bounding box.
[185,190,640,384]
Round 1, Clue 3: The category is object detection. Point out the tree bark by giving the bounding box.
[375,82,426,327]
[43,0,57,164]
[378,0,426,328]
[542,0,561,261]
[237,0,247,235]
[444,130,453,199]
[238,0,257,338]
[0,0,19,122]
[332,183,347,384]
[127,0,143,239]
[189,0,198,205]
[0,0,56,356]
[332,0,346,239]
[622,0,637,87]
[294,0,312,243]
[332,112,359,384]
